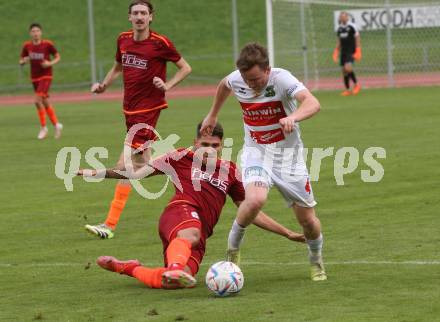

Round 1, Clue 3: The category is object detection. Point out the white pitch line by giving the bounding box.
[0,260,439,268]
[242,260,440,266]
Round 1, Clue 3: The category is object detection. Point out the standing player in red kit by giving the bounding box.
[85,0,192,239]
[78,122,305,289]
[19,23,63,140]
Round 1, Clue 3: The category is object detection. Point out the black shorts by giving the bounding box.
[340,51,354,66]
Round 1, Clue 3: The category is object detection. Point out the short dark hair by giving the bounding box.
[29,23,42,31]
[236,42,270,72]
[128,0,154,14]
[197,122,224,140]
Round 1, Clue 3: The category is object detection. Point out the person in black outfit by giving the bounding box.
[333,12,362,95]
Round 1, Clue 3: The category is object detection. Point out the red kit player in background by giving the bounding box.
[78,122,305,289]
[85,0,192,239]
[19,23,63,140]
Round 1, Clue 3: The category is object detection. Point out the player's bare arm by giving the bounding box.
[77,162,157,180]
[234,201,305,243]
[91,61,123,94]
[153,57,191,92]
[201,77,231,135]
[279,89,321,134]
[41,53,60,68]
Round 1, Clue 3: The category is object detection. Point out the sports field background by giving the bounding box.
[1,87,439,321]
[272,1,440,81]
[0,0,266,91]
[4,0,440,93]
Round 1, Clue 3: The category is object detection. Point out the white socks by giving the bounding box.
[228,220,246,250]
[306,233,323,264]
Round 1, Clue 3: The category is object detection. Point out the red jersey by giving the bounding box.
[151,148,245,237]
[115,30,182,115]
[20,40,58,81]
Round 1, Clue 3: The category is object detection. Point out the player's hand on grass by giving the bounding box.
[91,82,107,94]
[286,230,306,243]
[200,115,218,136]
[279,116,296,134]
[41,60,52,68]
[153,77,169,91]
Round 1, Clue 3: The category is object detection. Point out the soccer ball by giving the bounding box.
[205,261,244,297]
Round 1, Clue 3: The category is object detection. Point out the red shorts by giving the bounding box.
[158,202,205,275]
[32,78,52,98]
[124,110,161,151]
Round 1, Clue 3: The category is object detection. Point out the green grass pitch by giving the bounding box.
[1,87,439,321]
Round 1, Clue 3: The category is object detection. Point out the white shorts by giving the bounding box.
[240,145,317,208]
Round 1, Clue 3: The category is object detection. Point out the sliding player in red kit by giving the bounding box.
[19,23,63,139]
[78,123,305,289]
[85,0,192,239]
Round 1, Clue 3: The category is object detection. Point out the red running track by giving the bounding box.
[0,85,217,107]
[1,73,438,106]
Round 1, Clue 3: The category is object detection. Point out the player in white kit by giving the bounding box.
[201,43,326,281]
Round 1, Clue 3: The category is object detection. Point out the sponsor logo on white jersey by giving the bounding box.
[122,53,148,69]
[191,168,228,193]
[238,87,247,94]
[242,106,283,117]
[260,132,282,142]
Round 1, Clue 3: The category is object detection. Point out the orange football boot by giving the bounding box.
[96,256,140,276]
[352,84,361,95]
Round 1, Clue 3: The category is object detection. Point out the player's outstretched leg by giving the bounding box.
[97,256,140,275]
[294,205,327,281]
[96,256,195,290]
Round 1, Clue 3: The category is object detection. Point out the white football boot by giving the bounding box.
[54,123,63,139]
[37,126,48,140]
